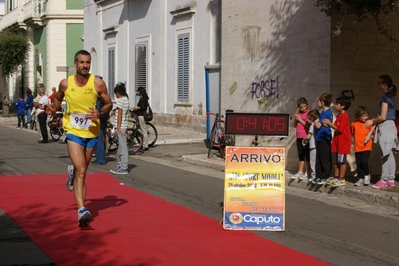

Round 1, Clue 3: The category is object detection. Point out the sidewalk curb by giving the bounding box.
[181,154,399,209]
[182,154,225,171]
[287,176,399,209]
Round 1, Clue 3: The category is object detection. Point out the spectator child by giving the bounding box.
[351,106,374,186]
[312,92,333,185]
[302,109,320,181]
[110,83,130,174]
[15,95,26,129]
[291,97,310,179]
[25,88,34,128]
[323,96,352,187]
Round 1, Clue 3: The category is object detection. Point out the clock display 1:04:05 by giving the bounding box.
[224,113,289,136]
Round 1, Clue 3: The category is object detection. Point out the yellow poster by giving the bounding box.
[223,146,285,231]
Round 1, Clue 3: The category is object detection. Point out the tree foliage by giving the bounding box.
[0,30,30,76]
[314,0,399,41]
[0,30,30,116]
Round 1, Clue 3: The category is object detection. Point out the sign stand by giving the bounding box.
[222,112,289,231]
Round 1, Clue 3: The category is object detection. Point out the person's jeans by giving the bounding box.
[94,129,106,164]
[17,114,25,128]
[26,108,32,123]
[116,128,128,170]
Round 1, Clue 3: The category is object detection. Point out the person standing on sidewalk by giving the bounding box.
[110,83,130,174]
[312,92,333,185]
[36,84,49,143]
[15,94,26,129]
[133,87,149,151]
[351,106,374,186]
[24,88,34,128]
[92,96,108,165]
[323,96,352,187]
[365,75,397,189]
[291,97,310,180]
[45,50,112,227]
[302,109,320,182]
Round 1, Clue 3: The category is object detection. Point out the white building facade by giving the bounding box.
[84,0,221,132]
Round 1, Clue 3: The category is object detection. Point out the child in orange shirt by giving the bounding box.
[351,106,374,186]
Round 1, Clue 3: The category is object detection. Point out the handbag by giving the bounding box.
[144,105,153,122]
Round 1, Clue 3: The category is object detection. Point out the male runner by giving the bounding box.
[45,50,112,227]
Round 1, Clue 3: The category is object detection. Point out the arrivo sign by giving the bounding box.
[224,112,289,136]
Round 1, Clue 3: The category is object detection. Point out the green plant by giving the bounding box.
[314,0,398,41]
[0,30,30,116]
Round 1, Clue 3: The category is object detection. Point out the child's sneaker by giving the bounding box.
[355,179,364,186]
[312,178,325,185]
[78,207,92,228]
[110,168,128,175]
[330,179,346,187]
[364,175,371,185]
[298,173,308,180]
[66,164,74,191]
[372,180,388,189]
[387,180,396,187]
[290,173,303,179]
[326,177,338,186]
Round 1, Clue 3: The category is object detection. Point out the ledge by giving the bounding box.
[170,7,195,18]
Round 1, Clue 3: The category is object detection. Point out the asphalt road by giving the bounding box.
[1,125,399,266]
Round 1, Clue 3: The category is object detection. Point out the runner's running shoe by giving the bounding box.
[66,164,74,191]
[78,207,92,228]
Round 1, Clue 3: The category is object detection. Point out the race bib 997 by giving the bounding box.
[70,113,92,129]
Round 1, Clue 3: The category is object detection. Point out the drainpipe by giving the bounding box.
[205,68,210,138]
[204,63,221,138]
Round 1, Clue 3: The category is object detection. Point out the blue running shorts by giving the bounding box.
[66,133,98,148]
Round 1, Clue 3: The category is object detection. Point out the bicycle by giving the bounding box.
[106,108,158,154]
[128,109,158,147]
[47,111,64,141]
[106,122,143,154]
[205,111,235,159]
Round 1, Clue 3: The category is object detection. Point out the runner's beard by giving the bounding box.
[77,69,90,77]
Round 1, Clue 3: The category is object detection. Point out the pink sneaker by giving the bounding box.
[387,180,396,187]
[372,180,388,189]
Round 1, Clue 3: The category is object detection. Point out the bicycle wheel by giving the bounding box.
[223,135,235,146]
[50,128,62,141]
[146,122,158,147]
[207,126,217,158]
[48,121,62,141]
[126,128,142,154]
[105,125,118,152]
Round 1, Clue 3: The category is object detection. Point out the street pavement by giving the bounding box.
[0,114,398,210]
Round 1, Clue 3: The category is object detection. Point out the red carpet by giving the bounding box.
[0,173,328,266]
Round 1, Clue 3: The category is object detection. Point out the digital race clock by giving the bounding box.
[224,112,289,136]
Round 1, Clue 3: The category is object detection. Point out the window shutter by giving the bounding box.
[108,48,115,101]
[135,43,147,104]
[178,34,189,102]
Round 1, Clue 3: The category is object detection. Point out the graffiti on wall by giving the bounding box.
[341,89,355,102]
[249,76,279,105]
[242,26,261,61]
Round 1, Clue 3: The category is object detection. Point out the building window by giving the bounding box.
[135,42,147,103]
[177,33,190,102]
[108,47,115,101]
